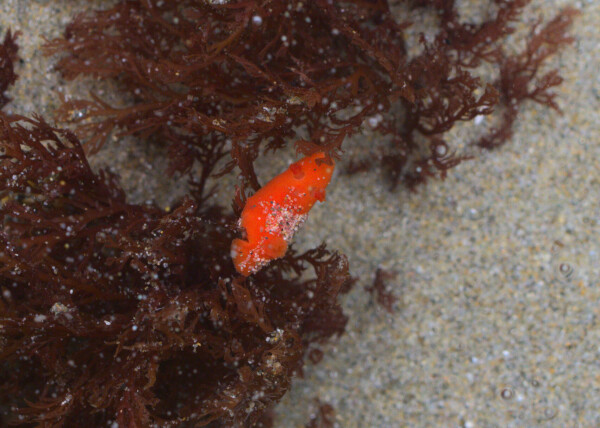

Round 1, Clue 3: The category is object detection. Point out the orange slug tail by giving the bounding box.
[231,235,288,277]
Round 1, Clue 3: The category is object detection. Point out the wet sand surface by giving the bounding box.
[1,1,598,426]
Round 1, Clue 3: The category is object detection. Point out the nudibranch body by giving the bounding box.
[231,151,334,276]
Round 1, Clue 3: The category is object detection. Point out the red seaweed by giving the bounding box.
[0,111,351,426]
[304,400,335,428]
[0,29,19,110]
[44,1,576,190]
[365,268,398,314]
[477,7,580,148]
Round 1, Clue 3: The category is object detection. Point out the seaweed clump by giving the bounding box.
[365,268,398,314]
[0,30,19,110]
[0,111,351,426]
[304,400,335,428]
[46,0,577,190]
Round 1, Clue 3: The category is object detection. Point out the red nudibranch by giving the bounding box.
[231,151,335,276]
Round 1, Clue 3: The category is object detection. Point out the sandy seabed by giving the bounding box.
[1,0,599,427]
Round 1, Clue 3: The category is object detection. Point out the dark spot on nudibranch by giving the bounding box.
[290,163,304,179]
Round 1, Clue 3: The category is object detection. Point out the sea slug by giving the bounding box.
[231,151,334,276]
